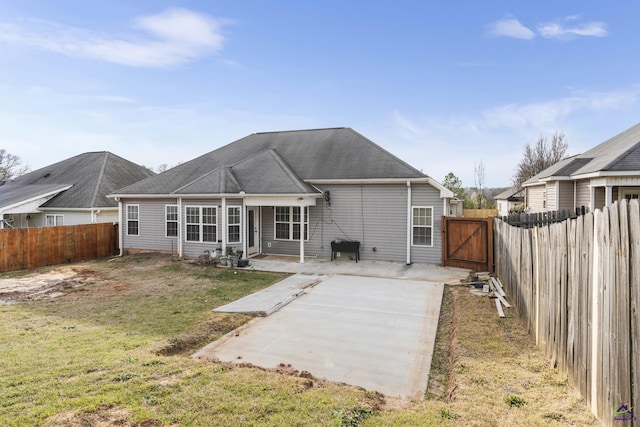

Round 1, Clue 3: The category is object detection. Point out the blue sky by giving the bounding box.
[1,1,640,187]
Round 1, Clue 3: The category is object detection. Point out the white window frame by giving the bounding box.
[227,206,241,244]
[126,205,139,236]
[274,206,309,241]
[165,205,178,238]
[185,206,217,243]
[411,206,433,247]
[46,214,64,227]
[619,187,640,201]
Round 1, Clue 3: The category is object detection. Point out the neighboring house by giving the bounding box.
[0,152,154,228]
[495,187,524,216]
[110,128,455,264]
[523,122,640,213]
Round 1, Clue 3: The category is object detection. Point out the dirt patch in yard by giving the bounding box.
[0,266,109,304]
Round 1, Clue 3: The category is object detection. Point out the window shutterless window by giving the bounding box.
[46,214,64,226]
[411,206,433,246]
[274,206,308,241]
[126,205,139,236]
[165,205,178,237]
[185,206,217,242]
[227,206,241,244]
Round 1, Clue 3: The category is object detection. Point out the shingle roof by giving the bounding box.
[0,152,154,209]
[494,187,524,201]
[525,122,640,186]
[114,128,426,195]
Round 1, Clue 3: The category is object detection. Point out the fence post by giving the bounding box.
[591,209,601,416]
[535,226,540,346]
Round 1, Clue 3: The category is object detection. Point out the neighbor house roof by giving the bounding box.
[523,122,640,186]
[0,152,154,210]
[494,187,524,201]
[114,127,429,196]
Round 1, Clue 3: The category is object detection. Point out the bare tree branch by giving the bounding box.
[0,149,28,182]
[512,132,568,189]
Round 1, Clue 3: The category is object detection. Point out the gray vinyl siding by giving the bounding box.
[410,183,443,264]
[558,181,575,210]
[119,185,444,264]
[121,199,180,254]
[261,183,443,264]
[181,199,221,259]
[120,198,246,257]
[575,180,591,209]
[546,182,557,211]
[526,185,546,213]
[28,210,116,227]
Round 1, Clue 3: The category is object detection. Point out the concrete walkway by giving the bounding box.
[245,256,470,283]
[194,261,470,400]
[214,273,325,316]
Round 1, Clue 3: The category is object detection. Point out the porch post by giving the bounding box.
[177,197,183,258]
[406,181,411,265]
[241,195,247,258]
[299,199,305,263]
[589,185,595,212]
[605,185,612,208]
[221,197,227,254]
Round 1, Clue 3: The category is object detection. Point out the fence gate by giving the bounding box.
[442,216,493,272]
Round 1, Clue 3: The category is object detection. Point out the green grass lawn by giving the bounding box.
[0,255,402,426]
[0,253,597,426]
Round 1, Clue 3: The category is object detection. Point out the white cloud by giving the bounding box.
[487,18,536,40]
[487,15,607,41]
[537,20,607,40]
[382,87,640,186]
[0,8,226,67]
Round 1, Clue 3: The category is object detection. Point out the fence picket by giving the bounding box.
[494,200,639,426]
[0,223,118,273]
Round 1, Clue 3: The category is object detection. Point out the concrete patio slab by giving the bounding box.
[214,273,325,316]
[193,274,450,400]
[245,256,470,283]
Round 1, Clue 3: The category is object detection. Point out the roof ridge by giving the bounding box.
[347,128,427,178]
[602,140,640,170]
[264,149,310,193]
[253,127,346,135]
[173,167,222,193]
[89,152,110,207]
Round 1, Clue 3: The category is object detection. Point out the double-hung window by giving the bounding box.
[227,206,241,244]
[165,205,178,237]
[411,206,433,246]
[46,214,64,227]
[186,206,217,242]
[274,206,308,241]
[126,205,139,236]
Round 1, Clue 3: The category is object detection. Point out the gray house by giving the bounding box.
[523,122,640,213]
[0,152,154,228]
[110,128,454,264]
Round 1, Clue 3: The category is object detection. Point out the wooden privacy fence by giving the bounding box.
[494,199,639,426]
[0,223,119,272]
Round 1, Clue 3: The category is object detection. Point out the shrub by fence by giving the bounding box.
[0,223,119,272]
[494,200,639,426]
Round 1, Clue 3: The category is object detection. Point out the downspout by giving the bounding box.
[406,180,411,265]
[117,198,124,256]
[177,197,183,258]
